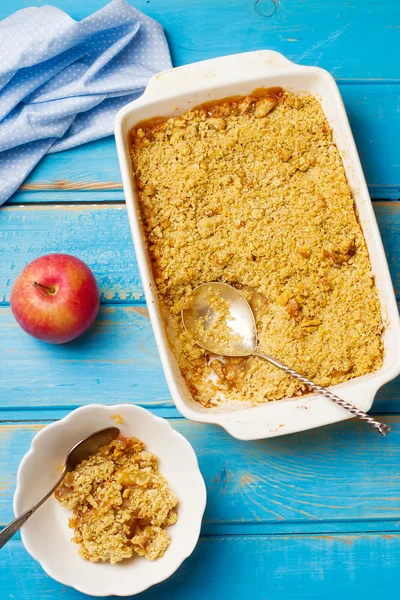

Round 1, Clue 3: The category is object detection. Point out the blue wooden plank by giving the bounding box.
[2,417,400,528]
[0,203,141,305]
[372,203,400,297]
[1,302,400,411]
[7,84,400,204]
[11,189,126,203]
[1,1,399,79]
[0,305,171,408]
[1,202,400,307]
[340,84,400,194]
[0,407,180,422]
[15,138,122,201]
[3,533,400,599]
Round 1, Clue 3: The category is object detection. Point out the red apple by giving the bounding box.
[10,253,100,344]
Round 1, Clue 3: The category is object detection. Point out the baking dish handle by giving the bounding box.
[141,50,297,103]
[196,378,384,441]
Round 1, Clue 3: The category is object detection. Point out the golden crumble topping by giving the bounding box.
[130,88,383,406]
[55,435,178,563]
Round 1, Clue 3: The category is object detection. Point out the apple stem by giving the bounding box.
[33,282,56,295]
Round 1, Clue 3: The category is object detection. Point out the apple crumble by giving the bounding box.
[55,435,178,563]
[130,88,383,406]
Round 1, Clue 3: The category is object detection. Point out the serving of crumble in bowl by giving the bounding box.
[13,404,206,596]
[115,50,400,440]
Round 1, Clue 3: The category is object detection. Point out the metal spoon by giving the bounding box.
[0,426,120,549]
[182,282,389,436]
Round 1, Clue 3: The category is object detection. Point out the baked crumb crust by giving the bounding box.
[55,435,178,563]
[131,89,383,406]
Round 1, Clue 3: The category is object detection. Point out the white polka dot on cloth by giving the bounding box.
[0,0,172,205]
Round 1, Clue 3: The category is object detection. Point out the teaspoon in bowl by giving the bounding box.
[0,426,120,549]
[182,282,389,436]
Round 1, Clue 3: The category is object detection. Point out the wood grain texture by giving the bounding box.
[2,417,400,530]
[1,301,400,411]
[0,305,171,408]
[0,204,140,305]
[0,1,399,596]
[3,533,400,599]
[8,84,400,204]
[0,299,399,411]
[2,0,399,78]
[1,202,400,307]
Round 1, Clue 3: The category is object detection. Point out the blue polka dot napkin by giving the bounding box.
[0,0,172,205]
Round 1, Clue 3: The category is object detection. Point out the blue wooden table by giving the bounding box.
[1,1,400,598]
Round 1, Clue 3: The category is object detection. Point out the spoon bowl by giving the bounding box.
[182,282,390,436]
[182,282,257,356]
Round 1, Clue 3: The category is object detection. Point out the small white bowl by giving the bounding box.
[13,404,206,597]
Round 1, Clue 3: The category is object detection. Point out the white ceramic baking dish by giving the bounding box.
[115,50,400,440]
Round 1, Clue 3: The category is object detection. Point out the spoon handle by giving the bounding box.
[255,351,390,436]
[0,509,35,549]
[0,470,66,550]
